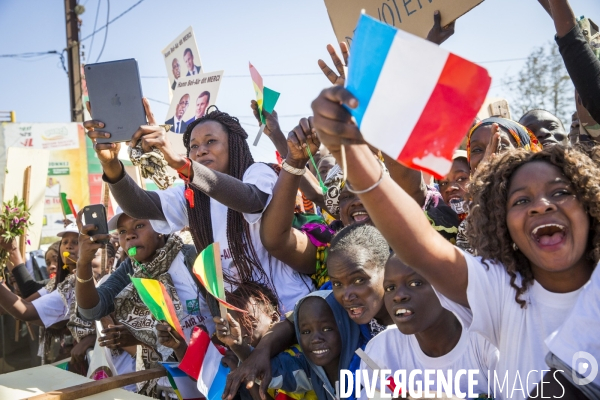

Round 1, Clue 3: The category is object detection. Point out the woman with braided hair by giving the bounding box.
[84,99,313,321]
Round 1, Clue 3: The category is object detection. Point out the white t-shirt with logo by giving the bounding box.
[150,162,314,315]
[545,263,599,387]
[166,251,213,338]
[359,325,497,398]
[435,251,584,400]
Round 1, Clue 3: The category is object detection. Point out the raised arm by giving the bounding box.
[75,215,129,319]
[260,119,320,274]
[311,86,468,306]
[1,238,46,297]
[319,43,428,206]
[0,282,41,323]
[545,0,600,123]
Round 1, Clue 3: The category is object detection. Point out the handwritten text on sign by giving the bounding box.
[323,0,484,46]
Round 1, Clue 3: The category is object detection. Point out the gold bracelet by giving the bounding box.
[76,274,94,284]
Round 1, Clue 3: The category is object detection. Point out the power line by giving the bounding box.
[94,0,110,62]
[80,0,145,42]
[87,0,102,60]
[477,57,528,64]
[141,72,323,79]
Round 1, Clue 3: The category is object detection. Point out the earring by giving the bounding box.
[62,264,69,270]
[158,234,163,238]
[512,243,518,251]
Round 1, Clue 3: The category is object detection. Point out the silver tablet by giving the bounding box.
[85,59,147,143]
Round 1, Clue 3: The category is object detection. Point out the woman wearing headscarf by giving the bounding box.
[456,117,542,253]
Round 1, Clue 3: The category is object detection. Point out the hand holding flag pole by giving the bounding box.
[193,242,247,320]
[249,62,280,146]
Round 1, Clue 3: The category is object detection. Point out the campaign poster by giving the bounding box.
[164,70,224,158]
[162,26,203,95]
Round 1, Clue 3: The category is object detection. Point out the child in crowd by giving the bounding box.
[313,89,597,399]
[238,291,359,400]
[360,254,498,398]
[212,282,317,400]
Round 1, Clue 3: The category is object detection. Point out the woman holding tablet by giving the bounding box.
[84,100,313,314]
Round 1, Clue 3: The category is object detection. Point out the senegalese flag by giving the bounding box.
[162,362,203,400]
[60,192,77,217]
[130,277,185,339]
[192,243,246,313]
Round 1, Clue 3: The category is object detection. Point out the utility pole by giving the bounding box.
[64,0,83,122]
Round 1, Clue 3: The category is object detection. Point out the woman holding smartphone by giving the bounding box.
[84,100,313,315]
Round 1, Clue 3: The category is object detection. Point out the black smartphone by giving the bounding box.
[82,204,109,243]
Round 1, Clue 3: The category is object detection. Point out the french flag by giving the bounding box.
[179,327,230,400]
[346,14,491,178]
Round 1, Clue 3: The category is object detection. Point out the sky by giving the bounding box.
[1,0,599,163]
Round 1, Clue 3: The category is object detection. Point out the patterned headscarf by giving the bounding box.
[466,117,542,165]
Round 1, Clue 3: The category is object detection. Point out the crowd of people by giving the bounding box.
[0,0,598,398]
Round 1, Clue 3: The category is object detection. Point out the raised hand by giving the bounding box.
[426,11,456,45]
[129,98,183,167]
[311,86,363,155]
[214,313,244,348]
[76,211,110,269]
[84,100,121,166]
[223,346,273,400]
[480,123,502,169]
[285,117,320,169]
[318,43,349,86]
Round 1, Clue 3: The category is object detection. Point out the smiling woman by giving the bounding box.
[85,100,314,317]
[310,84,597,399]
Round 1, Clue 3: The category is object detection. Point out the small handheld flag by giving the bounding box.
[162,362,204,400]
[130,277,185,339]
[249,62,280,146]
[355,348,399,396]
[60,192,77,217]
[179,327,229,400]
[346,14,491,178]
[192,243,246,317]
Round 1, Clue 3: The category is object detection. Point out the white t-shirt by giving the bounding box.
[436,251,584,400]
[359,325,497,398]
[546,264,599,387]
[32,290,68,328]
[112,350,137,392]
[150,162,314,314]
[167,251,214,338]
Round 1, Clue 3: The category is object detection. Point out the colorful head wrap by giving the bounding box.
[466,117,542,165]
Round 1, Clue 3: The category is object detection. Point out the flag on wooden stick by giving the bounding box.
[192,243,246,316]
[59,192,77,217]
[249,62,280,145]
[130,277,185,339]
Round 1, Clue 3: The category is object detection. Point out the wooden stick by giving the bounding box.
[19,166,31,259]
[213,242,228,319]
[23,367,166,400]
[253,124,266,146]
[100,182,109,274]
[20,166,35,341]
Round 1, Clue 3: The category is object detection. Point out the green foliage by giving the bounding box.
[503,42,574,123]
[0,196,33,264]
